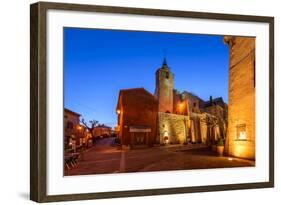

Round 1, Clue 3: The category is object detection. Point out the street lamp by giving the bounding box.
[116,109,121,114]
[77,125,82,130]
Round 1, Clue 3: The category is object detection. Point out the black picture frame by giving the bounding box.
[30,1,274,202]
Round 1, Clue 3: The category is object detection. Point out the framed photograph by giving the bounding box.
[30,1,274,202]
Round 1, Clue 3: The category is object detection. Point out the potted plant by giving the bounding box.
[217,138,224,156]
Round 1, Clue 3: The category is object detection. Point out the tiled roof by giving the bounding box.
[64,108,81,116]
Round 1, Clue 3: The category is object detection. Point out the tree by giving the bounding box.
[81,118,99,138]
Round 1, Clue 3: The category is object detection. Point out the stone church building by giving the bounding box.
[116,36,255,160]
[116,58,228,149]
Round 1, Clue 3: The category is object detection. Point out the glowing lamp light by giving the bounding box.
[116,109,121,114]
[233,144,248,158]
[228,157,233,161]
[163,131,169,144]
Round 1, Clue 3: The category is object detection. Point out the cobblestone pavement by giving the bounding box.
[65,137,255,176]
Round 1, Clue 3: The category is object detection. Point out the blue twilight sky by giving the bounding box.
[64,27,229,128]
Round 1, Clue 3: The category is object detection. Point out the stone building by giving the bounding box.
[92,124,112,138]
[116,88,158,148]
[64,108,82,149]
[155,59,227,145]
[224,36,255,160]
[64,108,92,150]
[155,58,174,113]
[116,59,227,148]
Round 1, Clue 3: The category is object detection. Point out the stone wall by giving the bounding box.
[157,112,190,144]
[185,92,202,114]
[190,113,223,144]
[224,36,255,160]
[157,112,224,145]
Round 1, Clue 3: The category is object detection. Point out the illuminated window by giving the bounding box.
[236,124,246,140]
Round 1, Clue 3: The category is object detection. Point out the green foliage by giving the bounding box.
[217,138,224,146]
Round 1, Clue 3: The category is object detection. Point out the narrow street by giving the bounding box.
[65,137,255,176]
[66,137,121,175]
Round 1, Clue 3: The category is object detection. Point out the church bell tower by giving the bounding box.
[155,58,174,113]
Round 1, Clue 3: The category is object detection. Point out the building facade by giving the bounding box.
[64,108,81,150]
[93,124,113,138]
[156,61,227,145]
[64,108,91,150]
[116,59,228,148]
[224,36,255,159]
[116,88,158,148]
